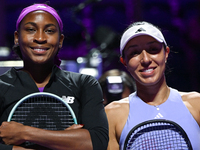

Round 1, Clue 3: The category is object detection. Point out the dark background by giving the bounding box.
[0,0,200,92]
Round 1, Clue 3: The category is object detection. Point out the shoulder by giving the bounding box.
[0,68,14,80]
[179,91,200,102]
[179,91,200,110]
[0,68,17,95]
[0,68,15,86]
[179,91,200,125]
[105,98,129,113]
[105,98,129,124]
[58,69,98,84]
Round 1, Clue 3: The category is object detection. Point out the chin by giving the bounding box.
[138,78,159,86]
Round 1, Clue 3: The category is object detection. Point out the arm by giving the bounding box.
[105,99,130,150]
[105,104,120,150]
[75,75,109,150]
[0,121,91,150]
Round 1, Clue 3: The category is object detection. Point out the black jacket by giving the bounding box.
[0,66,108,150]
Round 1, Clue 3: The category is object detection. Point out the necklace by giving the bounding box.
[154,105,160,111]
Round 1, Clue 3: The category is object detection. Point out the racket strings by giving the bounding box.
[126,122,190,150]
[11,96,74,130]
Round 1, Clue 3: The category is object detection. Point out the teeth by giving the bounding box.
[143,69,153,72]
[33,49,46,51]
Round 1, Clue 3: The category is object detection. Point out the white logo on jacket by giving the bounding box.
[62,96,75,104]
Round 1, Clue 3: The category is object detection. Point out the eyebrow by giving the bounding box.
[24,22,57,28]
[146,41,161,45]
[126,44,138,50]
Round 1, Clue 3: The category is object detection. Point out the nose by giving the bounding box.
[33,30,47,44]
[140,50,152,65]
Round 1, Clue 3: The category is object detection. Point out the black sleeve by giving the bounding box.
[0,143,13,150]
[80,75,109,150]
[0,71,14,150]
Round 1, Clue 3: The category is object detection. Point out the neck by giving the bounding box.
[22,63,54,88]
[136,76,170,106]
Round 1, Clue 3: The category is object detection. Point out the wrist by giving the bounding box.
[22,125,33,142]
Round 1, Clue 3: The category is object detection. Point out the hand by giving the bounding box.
[0,121,26,145]
[65,124,84,130]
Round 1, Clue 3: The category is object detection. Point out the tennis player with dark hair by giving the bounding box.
[0,3,108,150]
[105,21,200,150]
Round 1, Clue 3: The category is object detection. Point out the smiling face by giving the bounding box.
[14,10,64,66]
[120,35,170,87]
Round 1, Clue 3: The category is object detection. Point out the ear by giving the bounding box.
[59,34,65,49]
[14,31,19,45]
[165,46,170,62]
[120,56,127,67]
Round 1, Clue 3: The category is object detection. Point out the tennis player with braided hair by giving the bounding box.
[105,21,200,150]
[0,3,108,150]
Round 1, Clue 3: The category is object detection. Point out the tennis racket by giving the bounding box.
[123,119,192,150]
[7,92,77,147]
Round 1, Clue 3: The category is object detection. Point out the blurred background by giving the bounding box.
[0,0,200,92]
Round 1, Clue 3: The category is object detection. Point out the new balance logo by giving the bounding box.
[62,96,75,104]
[154,113,163,119]
[135,28,146,33]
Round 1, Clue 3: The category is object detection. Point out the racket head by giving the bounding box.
[8,92,77,130]
[123,119,193,150]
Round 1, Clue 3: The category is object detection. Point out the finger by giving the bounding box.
[65,124,84,130]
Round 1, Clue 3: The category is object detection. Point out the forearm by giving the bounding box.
[23,126,93,150]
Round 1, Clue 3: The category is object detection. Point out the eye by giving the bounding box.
[45,27,56,34]
[126,50,141,60]
[130,51,139,56]
[46,29,54,33]
[147,43,162,54]
[148,48,160,54]
[130,49,141,57]
[26,28,36,33]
